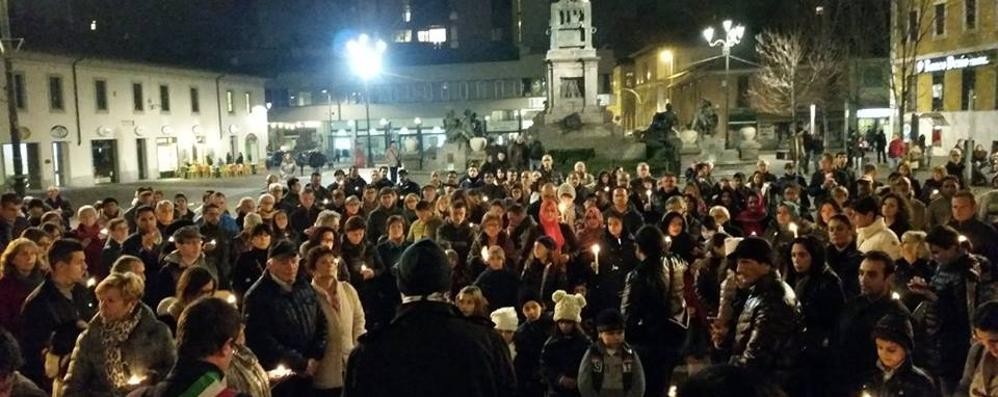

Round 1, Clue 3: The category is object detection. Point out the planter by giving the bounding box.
[470,137,487,152]
[740,126,758,142]
[404,137,418,152]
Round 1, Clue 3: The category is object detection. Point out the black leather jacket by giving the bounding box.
[730,272,800,380]
[621,255,687,352]
[862,359,940,397]
[790,264,845,361]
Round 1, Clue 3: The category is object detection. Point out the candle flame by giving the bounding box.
[891,292,901,301]
[226,295,237,305]
[481,247,491,262]
[591,244,600,254]
[86,278,97,288]
[126,374,145,386]
[958,235,969,243]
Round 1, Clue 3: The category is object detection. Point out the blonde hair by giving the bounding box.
[110,255,145,277]
[487,246,506,262]
[243,213,263,232]
[0,238,37,276]
[901,231,931,258]
[457,286,490,318]
[96,271,145,302]
[76,205,98,220]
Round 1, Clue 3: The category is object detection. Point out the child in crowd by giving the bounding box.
[515,291,555,397]
[861,314,937,397]
[541,290,591,397]
[578,309,645,397]
[475,246,521,311]
[455,285,491,325]
[491,306,519,361]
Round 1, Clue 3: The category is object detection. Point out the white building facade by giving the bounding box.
[0,52,268,188]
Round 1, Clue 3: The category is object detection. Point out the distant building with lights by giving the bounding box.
[892,0,998,154]
[0,52,267,188]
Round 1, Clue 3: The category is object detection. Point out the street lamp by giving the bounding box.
[703,20,745,147]
[346,34,387,167]
[414,117,424,169]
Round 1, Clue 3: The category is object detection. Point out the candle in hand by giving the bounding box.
[126,374,146,386]
[591,244,600,273]
[86,278,97,288]
[788,222,799,238]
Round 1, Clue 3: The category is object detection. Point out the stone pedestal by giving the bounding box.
[531,122,647,160]
[679,129,701,155]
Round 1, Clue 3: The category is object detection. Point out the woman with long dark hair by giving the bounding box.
[788,236,845,397]
[881,192,913,238]
[660,211,697,265]
[622,225,687,397]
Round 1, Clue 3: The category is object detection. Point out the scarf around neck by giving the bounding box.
[102,305,143,391]
[540,200,565,252]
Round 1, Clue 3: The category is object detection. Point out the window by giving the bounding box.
[244,92,251,113]
[95,80,108,111]
[190,87,200,113]
[226,90,233,113]
[394,30,412,43]
[908,11,919,42]
[48,76,64,111]
[965,0,976,29]
[132,83,144,111]
[417,27,447,44]
[931,72,944,111]
[961,68,976,110]
[935,3,946,36]
[12,73,25,110]
[159,85,170,112]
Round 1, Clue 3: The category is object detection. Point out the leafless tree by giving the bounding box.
[889,0,936,136]
[746,29,844,128]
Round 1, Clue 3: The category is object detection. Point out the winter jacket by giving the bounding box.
[311,280,365,390]
[927,196,953,229]
[730,272,800,384]
[956,343,998,397]
[790,264,845,366]
[862,359,939,397]
[136,359,248,397]
[71,224,106,279]
[541,329,591,397]
[827,242,864,300]
[621,255,687,353]
[516,315,555,397]
[602,207,644,238]
[199,222,234,289]
[437,220,475,267]
[100,239,124,281]
[468,231,518,276]
[407,216,443,243]
[342,238,395,330]
[148,251,211,307]
[474,268,521,312]
[232,248,267,297]
[857,218,901,259]
[62,304,176,397]
[590,231,637,315]
[950,218,998,266]
[833,294,911,396]
[0,271,43,335]
[290,205,322,237]
[19,278,97,388]
[344,301,515,397]
[366,205,404,245]
[244,272,328,373]
[577,341,645,397]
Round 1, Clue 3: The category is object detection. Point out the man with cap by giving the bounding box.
[727,236,801,390]
[244,240,328,396]
[578,309,646,397]
[344,238,515,397]
[149,226,213,306]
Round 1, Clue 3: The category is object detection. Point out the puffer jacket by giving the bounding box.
[62,304,176,397]
[730,272,800,382]
[862,359,939,397]
[856,218,901,259]
[540,328,591,397]
[244,272,328,372]
[621,255,687,352]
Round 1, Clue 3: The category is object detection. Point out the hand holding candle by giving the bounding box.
[126,373,146,386]
[86,277,97,288]
[788,222,799,238]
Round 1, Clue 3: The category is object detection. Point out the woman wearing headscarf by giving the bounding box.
[62,272,176,397]
[660,211,698,265]
[574,206,604,252]
[533,199,582,299]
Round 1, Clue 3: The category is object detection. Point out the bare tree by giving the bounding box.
[889,0,935,138]
[746,29,844,128]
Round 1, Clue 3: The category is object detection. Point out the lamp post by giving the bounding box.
[0,0,24,195]
[703,20,745,148]
[380,118,391,157]
[414,117,423,170]
[346,34,387,168]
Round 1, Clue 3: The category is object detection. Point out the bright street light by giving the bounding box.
[345,33,387,167]
[703,19,745,148]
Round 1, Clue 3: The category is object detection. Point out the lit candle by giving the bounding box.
[788,222,799,238]
[481,247,490,262]
[750,231,757,236]
[591,244,600,274]
[665,236,673,245]
[959,235,969,243]
[361,264,370,273]
[646,190,652,198]
[168,236,175,243]
[86,277,97,288]
[482,196,489,202]
[126,374,146,386]
[891,292,901,301]
[604,187,610,192]
[861,392,872,397]
[932,189,939,196]
[668,385,678,397]
[269,364,293,379]
[210,239,217,246]
[226,295,237,305]
[100,228,109,237]
[323,199,330,205]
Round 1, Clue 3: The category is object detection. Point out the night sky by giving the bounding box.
[9,0,888,75]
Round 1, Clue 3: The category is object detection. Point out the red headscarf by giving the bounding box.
[539,199,565,252]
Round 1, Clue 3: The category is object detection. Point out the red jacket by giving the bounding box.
[71,224,106,279]
[888,139,906,158]
[0,275,38,335]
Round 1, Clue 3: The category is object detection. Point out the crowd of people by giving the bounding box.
[2,146,998,397]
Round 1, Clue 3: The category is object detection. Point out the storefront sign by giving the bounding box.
[917,52,991,74]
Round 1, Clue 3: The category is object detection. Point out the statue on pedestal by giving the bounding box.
[444,109,474,147]
[692,99,718,137]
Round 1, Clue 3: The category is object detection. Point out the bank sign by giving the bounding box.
[916,52,991,74]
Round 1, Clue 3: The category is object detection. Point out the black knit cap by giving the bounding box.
[596,309,625,332]
[729,236,773,265]
[268,240,299,260]
[872,313,914,352]
[396,238,452,297]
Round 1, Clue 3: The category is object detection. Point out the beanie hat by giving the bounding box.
[518,289,543,309]
[490,307,520,332]
[557,183,576,200]
[396,239,452,297]
[596,309,625,332]
[729,236,773,265]
[552,290,587,323]
[871,314,914,352]
[535,236,556,251]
